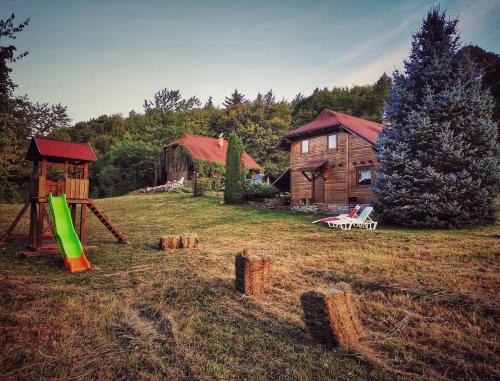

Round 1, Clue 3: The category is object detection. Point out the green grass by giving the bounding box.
[0,193,498,380]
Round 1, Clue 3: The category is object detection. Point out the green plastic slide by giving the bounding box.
[48,193,91,272]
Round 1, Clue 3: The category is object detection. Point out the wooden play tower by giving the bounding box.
[0,136,129,256]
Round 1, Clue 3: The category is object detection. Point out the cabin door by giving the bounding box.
[313,176,325,203]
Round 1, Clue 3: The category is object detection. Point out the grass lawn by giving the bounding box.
[0,193,498,380]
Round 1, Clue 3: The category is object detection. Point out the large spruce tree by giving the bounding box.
[224,132,245,204]
[374,7,498,228]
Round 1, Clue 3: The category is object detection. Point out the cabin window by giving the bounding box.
[328,133,337,150]
[301,139,309,154]
[357,166,372,186]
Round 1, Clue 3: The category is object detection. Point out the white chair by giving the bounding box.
[328,206,378,230]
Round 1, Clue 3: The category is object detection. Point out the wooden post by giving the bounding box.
[311,172,316,203]
[39,159,47,197]
[83,163,89,198]
[71,204,77,227]
[29,202,37,247]
[31,160,39,198]
[346,133,350,204]
[0,204,29,243]
[80,203,87,245]
[37,202,46,248]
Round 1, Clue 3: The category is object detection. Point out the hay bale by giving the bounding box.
[180,233,199,248]
[300,282,362,348]
[159,235,182,250]
[235,248,271,295]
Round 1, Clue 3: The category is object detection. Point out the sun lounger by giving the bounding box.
[327,206,378,230]
[312,205,360,224]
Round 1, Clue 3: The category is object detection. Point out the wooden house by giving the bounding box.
[155,134,260,185]
[276,109,384,206]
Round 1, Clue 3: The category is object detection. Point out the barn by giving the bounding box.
[154,134,260,185]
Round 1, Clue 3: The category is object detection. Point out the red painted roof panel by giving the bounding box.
[26,136,97,162]
[167,134,260,169]
[280,109,383,147]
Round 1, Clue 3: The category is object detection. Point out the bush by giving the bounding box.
[243,183,279,200]
[224,132,245,204]
[210,176,223,192]
[170,185,192,194]
[193,177,211,196]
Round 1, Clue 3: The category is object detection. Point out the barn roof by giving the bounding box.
[26,136,97,162]
[166,134,260,170]
[276,109,384,149]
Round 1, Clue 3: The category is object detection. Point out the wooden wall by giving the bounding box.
[155,146,193,185]
[290,129,378,205]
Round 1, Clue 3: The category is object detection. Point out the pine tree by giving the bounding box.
[204,96,214,109]
[374,7,499,228]
[223,89,246,108]
[224,131,245,204]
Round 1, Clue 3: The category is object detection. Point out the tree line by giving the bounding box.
[0,11,396,201]
[0,9,498,230]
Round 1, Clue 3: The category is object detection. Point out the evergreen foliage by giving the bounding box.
[374,7,499,228]
[459,45,500,129]
[224,132,245,204]
[291,73,392,127]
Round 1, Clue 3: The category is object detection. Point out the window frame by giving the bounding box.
[356,165,373,187]
[327,133,338,151]
[300,139,309,155]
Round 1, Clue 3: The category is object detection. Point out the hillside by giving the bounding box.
[0,194,498,380]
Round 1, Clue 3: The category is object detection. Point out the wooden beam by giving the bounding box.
[29,202,37,247]
[0,204,29,244]
[346,133,350,203]
[301,171,312,182]
[311,173,316,201]
[71,204,77,227]
[36,202,46,248]
[79,203,87,245]
[31,161,39,198]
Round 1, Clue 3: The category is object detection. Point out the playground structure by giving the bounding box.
[0,136,129,270]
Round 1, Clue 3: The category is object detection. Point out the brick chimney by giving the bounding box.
[218,134,224,149]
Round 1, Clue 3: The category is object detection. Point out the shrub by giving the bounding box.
[243,183,279,200]
[224,132,245,204]
[193,177,211,196]
[170,185,192,194]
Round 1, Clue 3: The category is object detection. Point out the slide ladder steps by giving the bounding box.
[88,200,130,244]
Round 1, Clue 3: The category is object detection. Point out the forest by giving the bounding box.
[0,13,498,202]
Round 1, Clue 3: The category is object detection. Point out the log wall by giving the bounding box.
[290,130,378,205]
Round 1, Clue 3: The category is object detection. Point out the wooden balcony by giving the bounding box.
[37,177,89,199]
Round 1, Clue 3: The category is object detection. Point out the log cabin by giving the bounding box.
[155,133,260,185]
[276,109,383,206]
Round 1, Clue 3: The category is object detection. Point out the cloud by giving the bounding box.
[337,0,499,86]
[454,0,500,41]
[331,13,418,64]
[339,45,409,86]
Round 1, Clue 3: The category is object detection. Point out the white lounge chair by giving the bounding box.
[312,205,360,224]
[327,206,378,230]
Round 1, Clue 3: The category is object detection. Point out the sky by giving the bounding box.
[4,0,500,123]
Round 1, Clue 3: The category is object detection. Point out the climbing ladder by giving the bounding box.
[87,200,130,244]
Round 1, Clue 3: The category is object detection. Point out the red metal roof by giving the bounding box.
[166,134,260,169]
[26,136,97,162]
[277,109,383,148]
